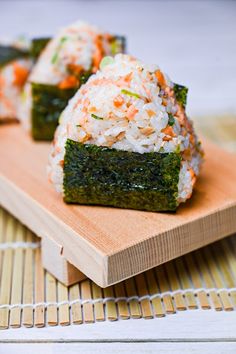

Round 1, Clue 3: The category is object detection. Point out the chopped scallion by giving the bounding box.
[51,36,68,64]
[91,114,104,120]
[121,89,140,99]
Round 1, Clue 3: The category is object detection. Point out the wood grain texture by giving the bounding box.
[0,124,236,287]
[41,236,86,285]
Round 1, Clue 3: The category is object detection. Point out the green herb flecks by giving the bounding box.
[168,114,175,126]
[63,140,181,212]
[121,89,140,99]
[111,41,118,56]
[91,114,104,120]
[175,144,181,154]
[51,36,68,64]
[20,89,27,103]
[173,83,188,108]
[79,70,92,85]
[110,35,126,55]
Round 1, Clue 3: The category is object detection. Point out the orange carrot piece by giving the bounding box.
[13,63,29,87]
[189,168,195,178]
[0,75,5,89]
[155,70,166,88]
[146,109,156,118]
[140,127,155,135]
[113,95,124,108]
[58,75,78,89]
[67,63,84,76]
[162,125,176,137]
[124,72,133,83]
[93,36,104,70]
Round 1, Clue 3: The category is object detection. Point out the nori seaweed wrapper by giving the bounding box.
[111,36,126,55]
[31,83,77,140]
[173,83,188,108]
[0,45,29,68]
[0,38,51,69]
[63,139,181,212]
[30,37,51,60]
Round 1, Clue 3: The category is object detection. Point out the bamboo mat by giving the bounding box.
[0,115,235,329]
[195,114,236,152]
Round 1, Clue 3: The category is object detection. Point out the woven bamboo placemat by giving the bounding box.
[0,115,235,329]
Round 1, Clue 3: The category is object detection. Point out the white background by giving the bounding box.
[1,0,236,117]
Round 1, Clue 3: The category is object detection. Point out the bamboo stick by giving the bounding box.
[135,273,153,318]
[80,279,94,323]
[9,222,25,327]
[203,246,233,311]
[0,214,15,329]
[165,261,186,311]
[69,283,82,324]
[114,282,130,320]
[222,238,236,307]
[212,242,235,288]
[184,253,210,309]
[103,286,117,321]
[45,271,58,326]
[155,265,175,314]
[34,247,45,327]
[58,281,70,326]
[194,250,222,311]
[0,208,4,242]
[222,238,236,277]
[175,257,197,309]
[212,241,236,307]
[22,229,34,327]
[125,277,141,319]
[145,269,165,317]
[92,282,105,321]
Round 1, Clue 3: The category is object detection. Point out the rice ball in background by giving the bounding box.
[0,38,32,121]
[19,20,125,139]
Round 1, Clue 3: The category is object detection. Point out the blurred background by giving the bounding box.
[1,0,235,118]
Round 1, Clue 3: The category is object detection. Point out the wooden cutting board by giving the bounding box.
[0,124,236,287]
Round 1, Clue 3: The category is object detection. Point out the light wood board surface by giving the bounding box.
[0,124,236,287]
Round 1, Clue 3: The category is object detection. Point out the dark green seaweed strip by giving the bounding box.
[0,45,29,68]
[173,83,188,108]
[63,140,181,212]
[77,70,92,85]
[30,37,51,60]
[31,83,77,140]
[111,35,126,55]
